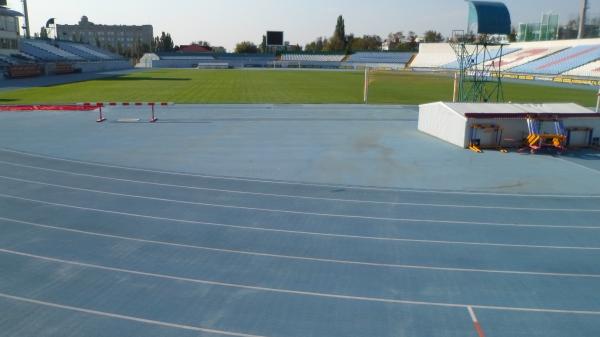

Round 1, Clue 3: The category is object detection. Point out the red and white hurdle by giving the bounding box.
[79,102,174,123]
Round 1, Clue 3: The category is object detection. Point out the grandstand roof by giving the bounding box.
[468,1,511,35]
[0,6,23,17]
[178,45,212,53]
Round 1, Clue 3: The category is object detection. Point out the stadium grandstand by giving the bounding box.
[138,52,277,68]
[1,38,130,79]
[440,47,520,70]
[411,37,600,80]
[564,59,600,77]
[281,53,345,62]
[344,52,414,70]
[0,2,130,79]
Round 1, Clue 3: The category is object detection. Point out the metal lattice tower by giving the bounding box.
[450,31,506,103]
[450,2,512,103]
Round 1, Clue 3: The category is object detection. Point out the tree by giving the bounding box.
[325,15,347,52]
[507,27,517,42]
[287,44,302,52]
[212,46,227,53]
[559,19,578,40]
[235,41,258,53]
[154,32,175,52]
[305,37,327,52]
[192,41,211,47]
[407,31,419,51]
[39,26,48,40]
[334,15,346,43]
[260,35,267,53]
[349,35,382,51]
[423,30,444,43]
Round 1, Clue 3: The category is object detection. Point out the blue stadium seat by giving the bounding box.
[511,45,600,75]
[442,47,520,69]
[21,40,84,61]
[346,52,413,64]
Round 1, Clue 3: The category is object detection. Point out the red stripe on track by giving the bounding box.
[0,105,98,111]
[474,322,486,337]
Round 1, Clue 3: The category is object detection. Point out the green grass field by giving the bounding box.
[1,69,597,106]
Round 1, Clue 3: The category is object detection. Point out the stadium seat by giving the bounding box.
[563,60,600,78]
[511,45,600,75]
[281,54,345,62]
[22,40,84,61]
[56,42,114,61]
[346,52,413,64]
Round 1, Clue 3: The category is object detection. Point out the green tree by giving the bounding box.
[423,30,444,43]
[260,35,267,53]
[407,31,419,51]
[235,41,259,53]
[39,26,48,40]
[349,35,382,51]
[286,44,302,52]
[508,27,517,42]
[154,32,175,52]
[212,46,227,53]
[334,15,345,43]
[305,37,326,52]
[192,41,211,47]
[326,15,347,51]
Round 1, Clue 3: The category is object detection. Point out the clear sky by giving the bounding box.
[6,0,597,51]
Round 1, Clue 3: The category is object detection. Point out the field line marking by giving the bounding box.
[0,293,266,337]
[0,160,598,212]
[3,216,600,277]
[3,248,600,315]
[467,306,486,337]
[1,147,599,198]
[2,175,599,230]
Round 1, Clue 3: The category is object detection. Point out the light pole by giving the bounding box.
[22,0,30,38]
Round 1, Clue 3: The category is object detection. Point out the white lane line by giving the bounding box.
[0,160,597,212]
[1,147,599,198]
[2,176,599,229]
[3,216,599,278]
[0,293,267,337]
[2,248,600,316]
[467,306,487,337]
[468,306,479,323]
[2,191,600,253]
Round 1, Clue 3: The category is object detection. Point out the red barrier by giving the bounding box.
[0,105,98,111]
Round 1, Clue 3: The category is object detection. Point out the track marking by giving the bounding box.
[0,293,267,337]
[0,160,598,212]
[2,192,600,255]
[2,147,600,198]
[2,175,599,230]
[2,248,600,315]
[3,216,599,278]
[468,306,486,337]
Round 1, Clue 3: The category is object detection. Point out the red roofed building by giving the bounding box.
[178,44,212,53]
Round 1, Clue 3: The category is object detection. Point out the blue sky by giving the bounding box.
[6,0,597,50]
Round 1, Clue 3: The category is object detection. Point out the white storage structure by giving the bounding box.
[418,102,600,148]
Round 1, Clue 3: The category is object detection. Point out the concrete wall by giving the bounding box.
[74,60,132,73]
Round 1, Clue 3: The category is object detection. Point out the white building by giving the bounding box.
[418,102,600,149]
[57,16,153,51]
[0,4,23,55]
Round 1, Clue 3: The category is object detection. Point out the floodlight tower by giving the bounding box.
[450,1,511,103]
[579,0,588,39]
[22,0,30,38]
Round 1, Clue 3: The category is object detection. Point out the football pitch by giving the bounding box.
[0,69,597,106]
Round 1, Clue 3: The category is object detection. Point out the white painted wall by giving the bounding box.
[418,102,468,147]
